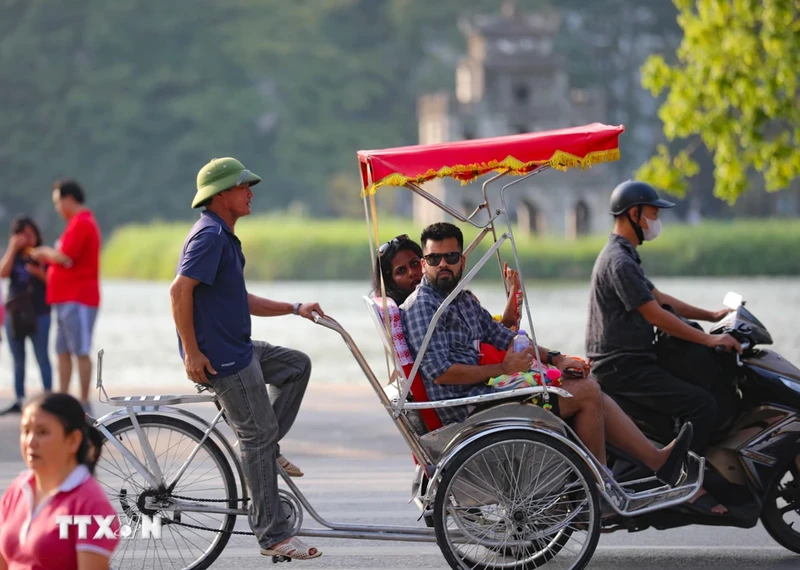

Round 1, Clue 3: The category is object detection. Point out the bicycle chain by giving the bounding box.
[169,494,247,504]
[151,494,252,536]
[169,519,252,536]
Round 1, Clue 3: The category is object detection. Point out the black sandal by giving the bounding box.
[655,422,694,487]
[679,492,728,516]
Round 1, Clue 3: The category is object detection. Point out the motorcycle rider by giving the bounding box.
[585,180,742,516]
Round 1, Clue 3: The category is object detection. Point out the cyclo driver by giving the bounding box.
[585,180,741,516]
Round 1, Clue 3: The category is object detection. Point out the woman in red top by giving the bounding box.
[0,393,119,570]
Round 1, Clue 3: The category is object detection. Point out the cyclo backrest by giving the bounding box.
[363,296,444,433]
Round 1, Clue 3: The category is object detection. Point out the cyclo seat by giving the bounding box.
[364,295,444,433]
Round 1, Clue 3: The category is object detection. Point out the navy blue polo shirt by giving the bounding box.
[176,211,252,376]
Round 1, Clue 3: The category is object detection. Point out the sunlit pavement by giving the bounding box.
[1,382,797,569]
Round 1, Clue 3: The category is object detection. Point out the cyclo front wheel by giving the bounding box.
[433,430,601,570]
[95,414,238,570]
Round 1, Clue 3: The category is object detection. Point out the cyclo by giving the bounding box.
[91,123,704,570]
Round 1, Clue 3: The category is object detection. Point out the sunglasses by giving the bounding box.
[379,234,409,256]
[424,252,462,266]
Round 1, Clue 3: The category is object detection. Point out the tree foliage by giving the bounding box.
[1,0,700,235]
[637,0,800,202]
[0,0,552,233]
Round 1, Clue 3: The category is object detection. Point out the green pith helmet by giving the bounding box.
[192,157,262,209]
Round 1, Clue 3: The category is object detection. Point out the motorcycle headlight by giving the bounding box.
[779,376,800,394]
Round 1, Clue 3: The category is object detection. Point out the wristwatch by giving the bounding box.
[292,302,302,315]
[546,351,562,365]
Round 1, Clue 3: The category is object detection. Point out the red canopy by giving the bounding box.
[357,123,624,195]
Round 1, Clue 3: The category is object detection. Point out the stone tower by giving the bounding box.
[416,2,611,238]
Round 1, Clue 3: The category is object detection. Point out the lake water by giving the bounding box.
[1,277,798,396]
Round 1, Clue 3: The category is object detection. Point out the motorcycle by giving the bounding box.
[605,291,800,554]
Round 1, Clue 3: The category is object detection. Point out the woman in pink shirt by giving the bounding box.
[0,393,119,570]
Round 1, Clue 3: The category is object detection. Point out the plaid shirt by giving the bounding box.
[401,277,516,424]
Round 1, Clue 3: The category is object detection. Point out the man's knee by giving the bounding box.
[284,349,312,386]
[687,388,717,425]
[681,388,717,454]
[563,377,602,408]
[296,350,312,379]
[571,375,601,394]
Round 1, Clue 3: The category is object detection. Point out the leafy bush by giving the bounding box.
[102,217,800,281]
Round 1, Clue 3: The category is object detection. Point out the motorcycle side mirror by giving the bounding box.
[723,291,744,310]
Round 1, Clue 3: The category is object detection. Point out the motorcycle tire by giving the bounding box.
[760,454,800,555]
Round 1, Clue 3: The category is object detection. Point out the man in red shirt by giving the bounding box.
[31,180,101,412]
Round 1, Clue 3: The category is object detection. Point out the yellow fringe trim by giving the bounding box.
[361,148,620,196]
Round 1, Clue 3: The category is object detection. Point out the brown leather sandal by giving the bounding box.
[278,454,304,477]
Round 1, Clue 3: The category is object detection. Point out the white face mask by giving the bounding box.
[641,216,662,241]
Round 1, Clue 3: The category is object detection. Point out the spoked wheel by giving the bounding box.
[761,454,800,555]
[96,414,238,570]
[433,430,601,570]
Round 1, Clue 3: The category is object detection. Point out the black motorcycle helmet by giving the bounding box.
[609,180,675,244]
[609,180,675,215]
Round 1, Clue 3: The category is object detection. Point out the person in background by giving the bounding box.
[0,392,119,570]
[0,215,53,416]
[31,180,101,414]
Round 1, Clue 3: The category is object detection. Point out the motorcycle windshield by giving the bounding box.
[738,305,773,345]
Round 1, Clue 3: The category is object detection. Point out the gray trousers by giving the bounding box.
[207,340,311,548]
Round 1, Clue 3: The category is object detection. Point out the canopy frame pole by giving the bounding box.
[404,182,495,230]
[481,171,514,295]
[462,226,492,258]
[362,162,378,277]
[468,171,507,224]
[497,167,550,372]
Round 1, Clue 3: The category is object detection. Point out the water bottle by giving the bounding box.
[513,330,530,353]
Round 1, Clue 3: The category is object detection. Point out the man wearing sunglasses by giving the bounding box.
[401,222,693,485]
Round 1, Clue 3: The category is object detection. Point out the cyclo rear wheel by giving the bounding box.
[433,430,601,570]
[96,414,237,570]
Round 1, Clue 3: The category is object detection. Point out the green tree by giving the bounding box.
[636,0,800,202]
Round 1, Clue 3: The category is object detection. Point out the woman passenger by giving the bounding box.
[371,234,424,305]
[0,393,119,570]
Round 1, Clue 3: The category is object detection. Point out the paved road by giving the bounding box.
[1,383,798,569]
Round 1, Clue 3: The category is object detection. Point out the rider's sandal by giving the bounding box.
[655,422,694,487]
[679,493,728,516]
[261,536,322,560]
[278,454,304,477]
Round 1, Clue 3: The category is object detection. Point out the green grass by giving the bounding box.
[101,215,800,281]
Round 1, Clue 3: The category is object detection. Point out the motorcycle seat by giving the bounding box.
[604,391,678,443]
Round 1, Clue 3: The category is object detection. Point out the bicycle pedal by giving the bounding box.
[272,554,292,563]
